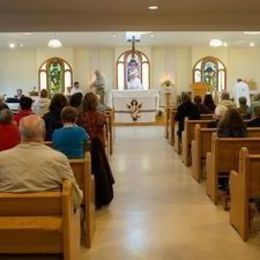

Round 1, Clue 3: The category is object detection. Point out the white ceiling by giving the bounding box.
[1,32,260,49]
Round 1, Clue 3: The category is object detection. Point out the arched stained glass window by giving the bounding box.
[39,57,73,96]
[193,56,226,92]
[117,50,150,90]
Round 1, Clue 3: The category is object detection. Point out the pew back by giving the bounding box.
[192,126,260,182]
[69,152,95,248]
[230,148,260,241]
[181,118,212,165]
[206,134,260,204]
[0,181,80,259]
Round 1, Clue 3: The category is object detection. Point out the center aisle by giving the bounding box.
[83,126,260,260]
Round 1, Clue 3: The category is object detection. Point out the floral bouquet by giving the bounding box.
[161,79,174,88]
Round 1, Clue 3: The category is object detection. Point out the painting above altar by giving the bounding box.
[112,90,159,123]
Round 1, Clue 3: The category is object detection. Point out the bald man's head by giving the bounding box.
[19,115,45,143]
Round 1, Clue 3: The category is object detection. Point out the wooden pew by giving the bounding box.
[105,110,113,155]
[206,134,260,204]
[230,148,260,241]
[169,108,177,146]
[69,152,95,248]
[174,122,182,154]
[200,114,214,120]
[0,180,80,260]
[192,126,260,183]
[181,118,212,166]
[171,114,211,149]
[191,125,216,182]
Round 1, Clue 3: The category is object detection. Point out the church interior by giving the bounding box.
[1,1,260,259]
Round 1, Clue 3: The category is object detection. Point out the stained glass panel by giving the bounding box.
[193,57,226,92]
[117,50,150,89]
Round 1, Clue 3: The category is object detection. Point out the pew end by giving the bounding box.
[69,152,96,248]
[230,148,260,241]
[0,180,80,260]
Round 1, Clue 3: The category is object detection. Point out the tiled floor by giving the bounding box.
[83,126,260,260]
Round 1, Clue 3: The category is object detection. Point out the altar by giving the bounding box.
[112,89,159,123]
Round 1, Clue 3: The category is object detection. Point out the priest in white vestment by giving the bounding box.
[127,73,143,90]
[234,79,250,106]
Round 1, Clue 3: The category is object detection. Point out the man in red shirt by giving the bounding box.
[0,109,20,151]
[14,96,33,125]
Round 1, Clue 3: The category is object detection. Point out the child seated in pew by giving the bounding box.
[207,105,228,128]
[52,106,89,159]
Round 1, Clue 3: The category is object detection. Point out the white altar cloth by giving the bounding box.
[112,90,159,123]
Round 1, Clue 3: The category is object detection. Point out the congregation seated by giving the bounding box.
[69,92,83,114]
[194,95,210,114]
[0,109,20,151]
[219,91,237,109]
[207,105,228,128]
[250,93,260,117]
[247,106,260,127]
[217,108,247,137]
[237,96,250,119]
[203,94,216,113]
[43,93,68,141]
[78,92,106,144]
[52,106,89,159]
[13,96,33,125]
[32,89,51,116]
[175,92,200,138]
[0,114,82,208]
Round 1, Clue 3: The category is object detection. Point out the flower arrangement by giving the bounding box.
[28,87,39,97]
[161,79,174,88]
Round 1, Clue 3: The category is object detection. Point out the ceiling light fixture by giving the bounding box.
[112,34,117,38]
[250,42,255,47]
[48,39,62,48]
[23,32,32,36]
[19,43,24,47]
[150,34,155,37]
[9,43,16,49]
[209,39,223,47]
[148,6,158,10]
[223,42,228,47]
[244,31,260,35]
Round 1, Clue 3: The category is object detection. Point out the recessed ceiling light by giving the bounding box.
[9,43,16,49]
[250,42,255,47]
[223,42,228,47]
[148,6,158,10]
[23,32,32,36]
[112,34,117,38]
[209,39,223,47]
[48,39,62,48]
[244,31,260,35]
[150,34,155,37]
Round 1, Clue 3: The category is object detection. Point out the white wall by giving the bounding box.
[0,49,37,97]
[1,46,260,101]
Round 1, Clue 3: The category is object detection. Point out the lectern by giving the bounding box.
[191,82,209,98]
